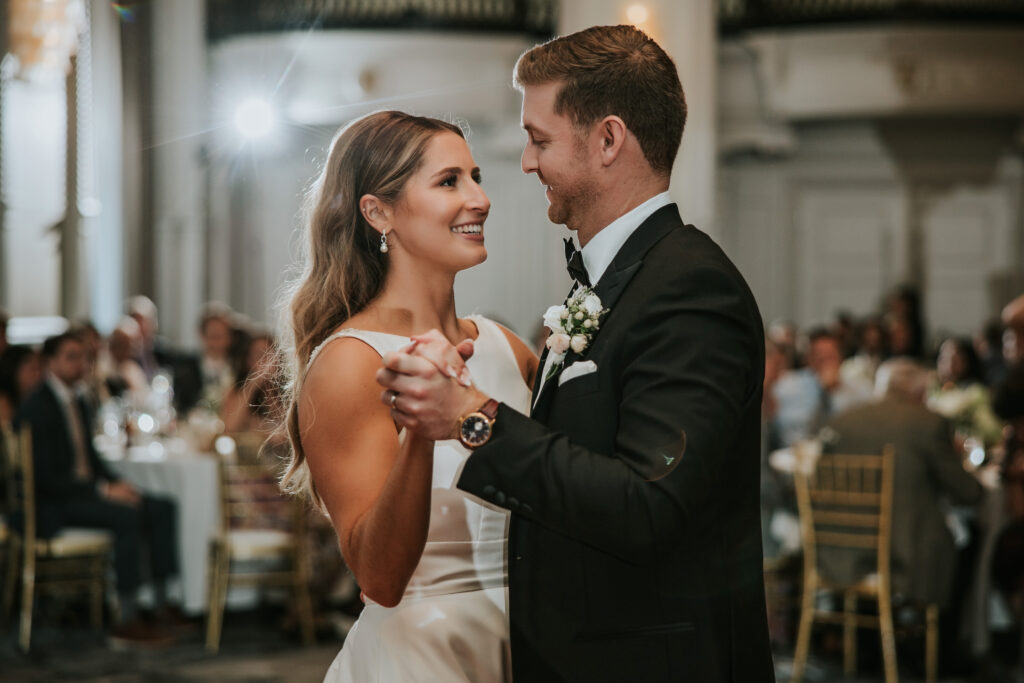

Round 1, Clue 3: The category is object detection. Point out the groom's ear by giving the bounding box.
[359,194,391,233]
[597,115,628,167]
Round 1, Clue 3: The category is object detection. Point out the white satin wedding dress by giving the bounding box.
[313,316,530,682]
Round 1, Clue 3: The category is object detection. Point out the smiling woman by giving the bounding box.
[275,109,535,681]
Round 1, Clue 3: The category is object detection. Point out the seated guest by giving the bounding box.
[128,295,205,415]
[822,359,983,613]
[992,367,1024,615]
[929,337,1003,449]
[772,328,873,447]
[0,345,43,426]
[101,317,151,407]
[886,284,927,360]
[1004,293,1024,369]
[976,318,1008,388]
[16,332,180,642]
[195,303,237,413]
[220,329,282,435]
[841,315,888,387]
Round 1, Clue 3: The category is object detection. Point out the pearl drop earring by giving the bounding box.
[379,229,389,254]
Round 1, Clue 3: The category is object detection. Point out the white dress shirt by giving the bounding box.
[535,192,674,407]
[47,374,92,480]
[579,191,673,285]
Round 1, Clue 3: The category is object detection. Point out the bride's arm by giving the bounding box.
[299,338,433,608]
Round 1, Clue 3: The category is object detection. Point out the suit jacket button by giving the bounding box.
[494,491,506,506]
[482,485,496,496]
[507,497,519,511]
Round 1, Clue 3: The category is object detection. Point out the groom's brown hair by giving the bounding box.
[514,25,686,176]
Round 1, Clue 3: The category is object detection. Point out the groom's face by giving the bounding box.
[520,82,598,230]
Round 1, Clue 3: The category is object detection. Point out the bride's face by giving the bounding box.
[389,132,490,272]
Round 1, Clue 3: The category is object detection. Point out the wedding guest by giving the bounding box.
[0,345,43,426]
[220,329,282,435]
[929,336,1002,449]
[841,315,887,387]
[992,366,1024,616]
[768,318,801,370]
[1003,293,1024,368]
[196,302,236,412]
[70,320,106,415]
[975,318,1008,387]
[772,328,873,447]
[887,284,927,360]
[128,295,203,413]
[824,359,982,627]
[830,310,857,359]
[127,295,163,381]
[102,317,151,407]
[16,332,180,642]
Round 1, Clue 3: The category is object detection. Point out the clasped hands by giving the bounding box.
[376,330,488,441]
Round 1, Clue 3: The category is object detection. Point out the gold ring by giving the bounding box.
[390,392,399,408]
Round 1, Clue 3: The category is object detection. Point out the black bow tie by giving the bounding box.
[564,238,591,287]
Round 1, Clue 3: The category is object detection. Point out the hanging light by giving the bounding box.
[6,0,86,82]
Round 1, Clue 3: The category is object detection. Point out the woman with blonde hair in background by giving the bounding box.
[278,110,536,681]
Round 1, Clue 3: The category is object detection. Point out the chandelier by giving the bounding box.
[6,0,86,82]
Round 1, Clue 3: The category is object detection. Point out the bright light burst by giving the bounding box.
[234,98,276,139]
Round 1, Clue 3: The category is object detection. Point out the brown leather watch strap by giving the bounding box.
[479,398,499,419]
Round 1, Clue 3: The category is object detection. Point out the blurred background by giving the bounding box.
[2,1,1024,681]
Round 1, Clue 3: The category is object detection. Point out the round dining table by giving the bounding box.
[100,438,220,615]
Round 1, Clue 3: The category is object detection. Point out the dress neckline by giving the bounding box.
[334,316,482,343]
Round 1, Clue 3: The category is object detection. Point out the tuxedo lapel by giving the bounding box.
[529,205,681,422]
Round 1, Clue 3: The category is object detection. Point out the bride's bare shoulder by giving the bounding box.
[300,335,384,420]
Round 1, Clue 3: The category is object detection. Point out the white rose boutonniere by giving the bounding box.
[543,286,608,381]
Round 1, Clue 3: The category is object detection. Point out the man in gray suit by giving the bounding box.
[821,358,983,611]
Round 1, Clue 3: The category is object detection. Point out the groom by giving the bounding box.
[379,25,774,682]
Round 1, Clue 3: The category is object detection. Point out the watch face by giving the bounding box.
[460,414,491,448]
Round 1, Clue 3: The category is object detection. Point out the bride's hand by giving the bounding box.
[377,351,487,441]
[407,329,475,387]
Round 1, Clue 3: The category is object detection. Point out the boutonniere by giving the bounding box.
[542,287,608,381]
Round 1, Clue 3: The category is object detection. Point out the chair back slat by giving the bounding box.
[216,435,298,536]
[0,423,36,544]
[795,444,895,570]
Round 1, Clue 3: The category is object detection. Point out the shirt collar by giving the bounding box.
[47,374,76,405]
[580,192,673,285]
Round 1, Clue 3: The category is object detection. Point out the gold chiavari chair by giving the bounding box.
[790,445,938,683]
[0,423,112,651]
[204,433,315,652]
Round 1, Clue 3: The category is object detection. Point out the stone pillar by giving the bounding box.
[559,0,719,236]
[84,0,124,331]
[151,0,206,346]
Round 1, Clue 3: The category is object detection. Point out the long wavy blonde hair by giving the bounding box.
[278,111,464,507]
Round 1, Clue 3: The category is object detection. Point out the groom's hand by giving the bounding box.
[377,350,487,441]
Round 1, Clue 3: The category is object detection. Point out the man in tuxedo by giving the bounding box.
[16,331,179,641]
[378,25,774,681]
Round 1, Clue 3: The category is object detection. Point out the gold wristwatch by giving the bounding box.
[458,399,499,449]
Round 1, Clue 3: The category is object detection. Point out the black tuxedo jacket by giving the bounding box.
[16,381,120,505]
[459,205,775,681]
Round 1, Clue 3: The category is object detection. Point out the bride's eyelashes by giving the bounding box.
[439,171,483,188]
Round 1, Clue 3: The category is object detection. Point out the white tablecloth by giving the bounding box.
[104,442,220,615]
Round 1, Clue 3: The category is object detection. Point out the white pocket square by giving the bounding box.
[558,360,598,386]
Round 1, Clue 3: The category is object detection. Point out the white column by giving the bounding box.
[85,0,124,331]
[151,0,206,346]
[559,0,719,237]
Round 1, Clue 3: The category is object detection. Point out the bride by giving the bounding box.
[279,110,537,681]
